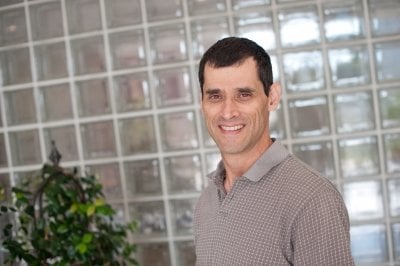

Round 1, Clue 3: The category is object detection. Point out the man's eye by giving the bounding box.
[239,93,252,99]
[208,94,221,100]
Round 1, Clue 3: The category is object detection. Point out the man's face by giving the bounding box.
[201,57,275,157]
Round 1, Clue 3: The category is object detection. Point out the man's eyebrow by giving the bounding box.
[204,88,221,94]
[237,87,255,93]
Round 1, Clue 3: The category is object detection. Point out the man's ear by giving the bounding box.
[267,82,282,111]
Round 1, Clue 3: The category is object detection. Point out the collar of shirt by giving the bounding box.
[207,139,290,185]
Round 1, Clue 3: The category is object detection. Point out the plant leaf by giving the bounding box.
[57,224,68,234]
[69,203,78,213]
[25,205,35,217]
[76,243,87,254]
[94,198,105,207]
[86,205,96,216]
[82,233,93,244]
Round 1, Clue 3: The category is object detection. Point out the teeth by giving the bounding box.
[221,125,243,131]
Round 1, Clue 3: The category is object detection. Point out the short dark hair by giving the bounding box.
[198,37,273,96]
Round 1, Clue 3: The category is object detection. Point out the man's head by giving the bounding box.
[198,37,273,97]
[199,37,281,158]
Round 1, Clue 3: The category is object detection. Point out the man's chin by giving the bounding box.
[217,145,244,155]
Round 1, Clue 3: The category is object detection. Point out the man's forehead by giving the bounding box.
[204,56,253,69]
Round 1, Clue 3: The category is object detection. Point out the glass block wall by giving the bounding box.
[0,0,399,265]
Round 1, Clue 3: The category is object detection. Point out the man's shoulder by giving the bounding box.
[278,154,333,186]
[269,154,341,203]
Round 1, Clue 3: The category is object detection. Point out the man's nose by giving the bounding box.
[221,99,239,120]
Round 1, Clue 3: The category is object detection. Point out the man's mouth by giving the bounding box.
[220,125,244,131]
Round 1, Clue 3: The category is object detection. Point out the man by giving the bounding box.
[193,37,354,265]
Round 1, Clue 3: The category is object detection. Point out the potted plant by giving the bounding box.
[0,143,138,265]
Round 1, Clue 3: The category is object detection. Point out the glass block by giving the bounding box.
[350,224,388,263]
[76,78,111,117]
[109,29,146,70]
[0,8,27,46]
[232,0,270,10]
[66,0,102,35]
[146,0,183,21]
[129,201,167,237]
[0,101,2,127]
[205,152,221,174]
[13,170,42,194]
[277,0,307,2]
[338,136,380,178]
[164,154,203,194]
[0,247,11,266]
[288,96,330,138]
[334,91,375,133]
[109,202,126,225]
[175,241,196,266]
[369,0,400,37]
[71,36,106,75]
[119,116,157,155]
[169,198,196,235]
[234,11,275,51]
[124,159,162,197]
[278,6,320,48]
[293,141,335,179]
[384,133,400,174]
[86,163,122,201]
[393,223,400,260]
[343,180,384,221]
[323,0,365,42]
[104,0,141,28]
[39,83,73,122]
[29,1,63,40]
[379,87,400,129]
[191,17,230,59]
[35,42,68,80]
[0,134,8,167]
[375,41,400,82]
[80,121,116,159]
[154,67,193,107]
[0,173,10,203]
[43,126,79,162]
[328,45,370,87]
[0,48,31,85]
[187,0,226,16]
[113,72,151,112]
[149,23,187,64]
[159,111,199,151]
[4,88,36,126]
[270,104,286,139]
[0,173,11,235]
[270,54,280,81]
[137,243,171,266]
[388,179,400,217]
[283,50,324,92]
[9,129,42,166]
[0,0,23,7]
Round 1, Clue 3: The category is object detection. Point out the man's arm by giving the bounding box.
[291,185,355,265]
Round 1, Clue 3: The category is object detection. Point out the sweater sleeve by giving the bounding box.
[291,184,355,266]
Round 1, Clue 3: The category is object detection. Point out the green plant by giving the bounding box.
[0,163,138,266]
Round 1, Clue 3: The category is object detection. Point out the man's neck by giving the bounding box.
[222,138,273,192]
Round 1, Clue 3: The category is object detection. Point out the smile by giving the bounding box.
[220,125,244,131]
